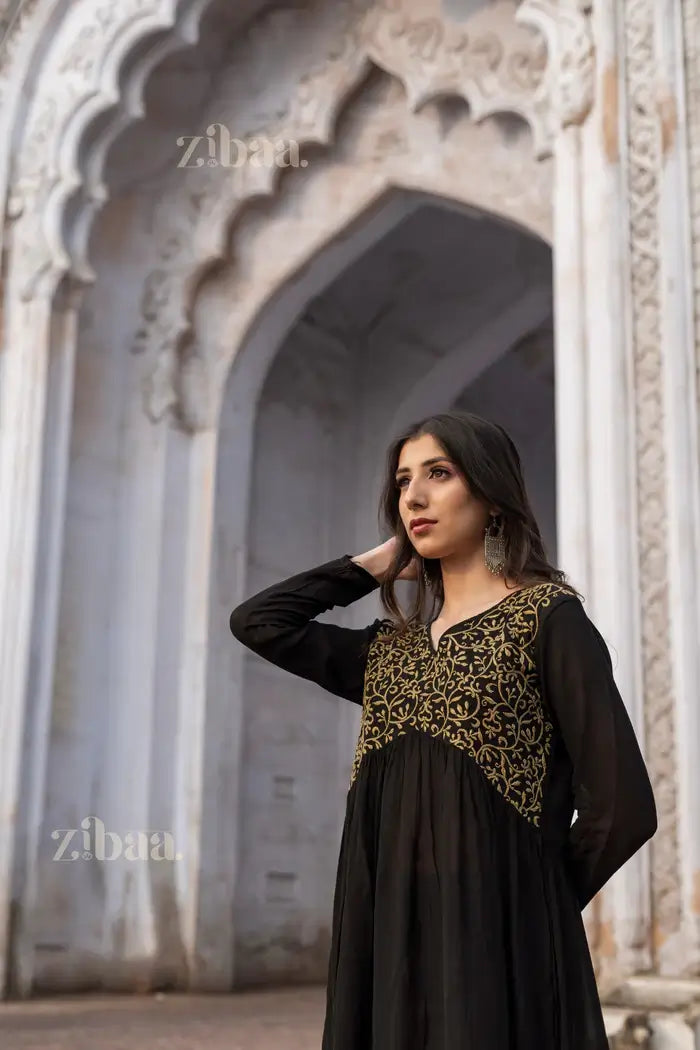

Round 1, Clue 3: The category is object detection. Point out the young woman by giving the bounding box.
[229,410,657,1050]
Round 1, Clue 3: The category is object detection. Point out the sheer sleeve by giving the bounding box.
[536,596,657,910]
[229,553,384,705]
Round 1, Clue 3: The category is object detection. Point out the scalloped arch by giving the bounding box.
[164,90,554,432]
[5,0,215,299]
[125,0,591,427]
[3,0,592,303]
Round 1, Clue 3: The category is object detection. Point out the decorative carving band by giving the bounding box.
[625,0,680,951]
[361,2,551,144]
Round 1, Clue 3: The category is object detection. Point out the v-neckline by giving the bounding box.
[426,586,530,654]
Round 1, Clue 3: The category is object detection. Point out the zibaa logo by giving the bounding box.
[176,123,308,169]
[51,816,182,861]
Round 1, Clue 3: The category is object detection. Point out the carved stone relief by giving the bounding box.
[624,0,678,955]
[0,0,594,433]
[360,2,551,127]
[166,74,553,431]
[3,0,216,299]
[130,0,590,428]
[517,0,594,129]
[0,0,42,94]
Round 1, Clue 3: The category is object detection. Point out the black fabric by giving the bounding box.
[229,554,383,703]
[536,596,658,911]
[229,554,657,1050]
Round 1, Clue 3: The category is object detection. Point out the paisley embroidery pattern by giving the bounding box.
[349,582,573,826]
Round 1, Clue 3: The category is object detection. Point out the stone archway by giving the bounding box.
[208,193,555,987]
[129,0,592,430]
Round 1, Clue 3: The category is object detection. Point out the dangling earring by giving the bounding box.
[422,561,430,588]
[484,513,506,575]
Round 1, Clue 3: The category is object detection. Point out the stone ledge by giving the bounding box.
[605,977,700,1014]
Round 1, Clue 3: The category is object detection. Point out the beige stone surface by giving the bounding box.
[0,987,326,1050]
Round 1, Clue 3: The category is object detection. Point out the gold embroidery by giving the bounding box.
[349,582,572,826]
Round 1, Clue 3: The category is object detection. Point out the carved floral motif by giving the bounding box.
[516,0,594,129]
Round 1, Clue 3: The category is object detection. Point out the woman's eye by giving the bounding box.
[396,468,449,489]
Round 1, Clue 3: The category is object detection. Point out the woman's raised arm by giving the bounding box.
[229,553,384,705]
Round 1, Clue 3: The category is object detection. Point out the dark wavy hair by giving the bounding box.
[374,410,582,639]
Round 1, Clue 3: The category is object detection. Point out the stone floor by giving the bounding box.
[0,988,672,1049]
[0,986,326,1049]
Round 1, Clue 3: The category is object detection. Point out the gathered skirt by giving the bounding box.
[321,731,609,1050]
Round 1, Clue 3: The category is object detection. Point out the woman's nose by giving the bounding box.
[406,485,427,507]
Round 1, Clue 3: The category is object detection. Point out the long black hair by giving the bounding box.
[374,410,582,639]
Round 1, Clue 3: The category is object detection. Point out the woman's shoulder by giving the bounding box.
[517,579,583,607]
[515,579,584,620]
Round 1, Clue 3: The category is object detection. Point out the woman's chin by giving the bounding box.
[412,537,441,555]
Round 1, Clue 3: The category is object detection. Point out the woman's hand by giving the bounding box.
[351,535,420,582]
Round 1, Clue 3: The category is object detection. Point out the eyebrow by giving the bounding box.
[395,457,452,478]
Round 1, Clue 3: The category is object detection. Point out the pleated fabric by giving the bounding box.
[322,732,609,1050]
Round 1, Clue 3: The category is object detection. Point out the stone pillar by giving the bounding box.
[613,0,700,986]
[150,422,220,987]
[596,1,700,1041]
[576,0,654,980]
[5,281,82,997]
[0,280,54,996]
[652,0,700,978]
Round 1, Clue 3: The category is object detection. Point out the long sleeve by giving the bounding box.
[229,553,384,705]
[536,596,657,910]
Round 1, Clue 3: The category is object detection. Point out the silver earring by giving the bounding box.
[422,563,430,588]
[484,514,506,575]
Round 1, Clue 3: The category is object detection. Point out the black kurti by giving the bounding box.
[229,554,657,1050]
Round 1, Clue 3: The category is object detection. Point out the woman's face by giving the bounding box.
[395,433,492,559]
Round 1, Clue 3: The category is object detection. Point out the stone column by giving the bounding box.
[0,278,54,996]
[5,281,82,997]
[149,421,220,987]
[651,0,700,978]
[601,0,700,1039]
[577,0,654,980]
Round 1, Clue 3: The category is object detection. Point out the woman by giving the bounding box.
[229,410,657,1050]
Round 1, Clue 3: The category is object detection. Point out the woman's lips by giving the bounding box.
[411,521,436,534]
